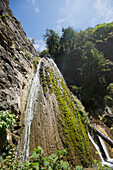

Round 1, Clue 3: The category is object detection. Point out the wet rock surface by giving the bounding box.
[0,0,38,114]
[19,58,92,167]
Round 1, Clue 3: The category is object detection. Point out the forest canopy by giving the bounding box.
[42,22,112,109]
[43,22,113,59]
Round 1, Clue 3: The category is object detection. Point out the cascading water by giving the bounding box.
[88,133,104,162]
[98,135,113,163]
[18,56,93,166]
[22,57,65,160]
[88,133,113,168]
[23,59,42,160]
[45,57,64,80]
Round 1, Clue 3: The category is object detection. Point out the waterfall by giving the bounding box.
[45,57,66,84]
[88,133,113,168]
[88,133,104,162]
[23,59,42,160]
[22,57,64,160]
[98,135,113,163]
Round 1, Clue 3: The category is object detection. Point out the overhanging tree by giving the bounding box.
[60,26,77,52]
[43,29,59,58]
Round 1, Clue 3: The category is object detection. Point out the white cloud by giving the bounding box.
[27,0,36,5]
[56,0,113,31]
[28,37,46,52]
[34,40,46,52]
[56,0,94,31]
[27,0,39,13]
[56,18,66,32]
[35,8,39,13]
[92,0,113,25]
[66,0,71,6]
[31,0,36,4]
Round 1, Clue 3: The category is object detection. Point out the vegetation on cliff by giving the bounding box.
[43,22,113,111]
[39,58,92,167]
[78,41,109,107]
[0,57,92,168]
[43,22,113,58]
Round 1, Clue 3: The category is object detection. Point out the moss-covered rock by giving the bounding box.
[38,58,92,167]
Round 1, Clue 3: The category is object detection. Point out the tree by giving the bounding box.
[60,26,77,52]
[85,27,93,38]
[43,29,59,58]
[75,30,87,47]
[39,49,49,58]
[31,38,35,44]
[80,41,108,106]
[92,23,113,40]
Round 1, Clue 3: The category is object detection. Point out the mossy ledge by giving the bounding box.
[39,58,92,167]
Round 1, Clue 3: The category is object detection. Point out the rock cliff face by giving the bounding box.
[0,0,38,114]
[20,57,92,167]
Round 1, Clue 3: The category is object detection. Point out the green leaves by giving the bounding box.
[92,22,113,40]
[0,110,15,132]
[74,165,83,170]
[29,146,71,169]
[44,159,49,166]
[43,29,59,58]
[0,145,86,169]
[58,149,67,157]
[60,160,70,169]
[79,41,108,107]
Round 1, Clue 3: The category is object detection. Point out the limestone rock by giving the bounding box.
[0,0,38,114]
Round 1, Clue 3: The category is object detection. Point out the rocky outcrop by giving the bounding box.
[19,57,92,167]
[0,0,38,114]
[95,35,113,61]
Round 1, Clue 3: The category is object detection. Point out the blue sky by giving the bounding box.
[9,0,113,52]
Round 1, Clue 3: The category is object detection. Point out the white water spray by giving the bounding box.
[98,135,113,163]
[88,133,113,168]
[23,59,42,160]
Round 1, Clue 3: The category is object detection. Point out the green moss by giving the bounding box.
[27,53,33,59]
[33,56,40,72]
[39,60,49,97]
[0,14,9,22]
[25,37,29,42]
[9,9,13,17]
[40,60,55,96]
[39,60,92,167]
[48,68,92,167]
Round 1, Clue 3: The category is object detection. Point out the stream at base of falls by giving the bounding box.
[88,133,113,168]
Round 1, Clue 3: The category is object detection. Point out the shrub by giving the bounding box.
[71,85,82,95]
[25,37,29,42]
[27,53,33,59]
[0,145,86,169]
[39,49,49,58]
[0,110,15,132]
[106,83,113,93]
[33,56,40,68]
[92,23,113,40]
